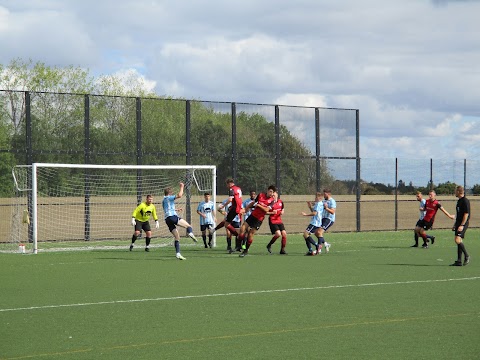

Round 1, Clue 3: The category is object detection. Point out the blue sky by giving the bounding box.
[1,0,479,169]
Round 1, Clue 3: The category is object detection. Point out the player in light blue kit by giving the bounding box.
[316,188,336,253]
[163,182,198,260]
[242,190,256,222]
[197,192,216,248]
[301,192,324,255]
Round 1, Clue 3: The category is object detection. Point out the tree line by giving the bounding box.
[0,59,341,197]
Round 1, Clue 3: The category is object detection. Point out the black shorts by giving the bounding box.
[454,224,468,238]
[200,224,213,232]
[418,219,433,231]
[226,208,240,223]
[320,218,334,231]
[246,215,263,230]
[230,221,241,229]
[269,222,285,234]
[165,215,181,232]
[135,221,151,233]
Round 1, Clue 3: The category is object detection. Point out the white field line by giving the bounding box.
[1,277,478,313]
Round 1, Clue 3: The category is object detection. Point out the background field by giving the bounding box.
[1,230,479,359]
[2,195,479,246]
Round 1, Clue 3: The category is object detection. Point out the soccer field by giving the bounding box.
[1,230,479,360]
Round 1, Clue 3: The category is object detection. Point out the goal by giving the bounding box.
[10,163,216,253]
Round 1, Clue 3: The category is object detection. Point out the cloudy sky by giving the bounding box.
[1,0,479,168]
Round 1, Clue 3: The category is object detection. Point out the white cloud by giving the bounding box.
[1,0,480,164]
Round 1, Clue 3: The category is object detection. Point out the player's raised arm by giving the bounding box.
[176,182,185,199]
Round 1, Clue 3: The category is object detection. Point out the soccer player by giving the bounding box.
[162,182,198,260]
[301,192,323,256]
[218,197,242,252]
[450,186,470,266]
[196,192,216,249]
[130,194,159,252]
[242,190,256,222]
[315,188,336,254]
[212,178,242,236]
[266,191,287,255]
[412,191,427,247]
[239,185,277,257]
[417,189,454,248]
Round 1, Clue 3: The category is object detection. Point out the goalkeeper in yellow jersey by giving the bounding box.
[130,194,159,252]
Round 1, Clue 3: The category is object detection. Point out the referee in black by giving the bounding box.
[450,186,470,266]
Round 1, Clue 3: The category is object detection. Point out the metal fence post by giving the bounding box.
[136,97,142,205]
[231,102,237,182]
[395,158,398,231]
[84,94,91,241]
[315,108,321,192]
[26,91,33,243]
[356,109,361,232]
[275,105,281,195]
[185,100,192,226]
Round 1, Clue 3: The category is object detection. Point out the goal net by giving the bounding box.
[10,163,216,253]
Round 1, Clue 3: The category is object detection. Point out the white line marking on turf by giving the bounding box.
[1,276,478,313]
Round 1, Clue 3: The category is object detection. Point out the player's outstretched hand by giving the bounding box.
[155,220,160,229]
[131,218,136,226]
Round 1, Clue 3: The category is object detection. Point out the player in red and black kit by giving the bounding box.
[212,178,243,236]
[266,190,287,255]
[239,185,277,257]
[418,190,454,248]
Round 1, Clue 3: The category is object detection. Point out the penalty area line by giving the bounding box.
[1,276,478,313]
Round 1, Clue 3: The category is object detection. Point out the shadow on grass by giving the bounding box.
[382,263,446,267]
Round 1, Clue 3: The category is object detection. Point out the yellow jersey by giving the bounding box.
[132,202,158,222]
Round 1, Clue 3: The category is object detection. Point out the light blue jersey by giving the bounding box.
[419,198,426,220]
[322,198,336,222]
[242,198,254,220]
[197,200,215,225]
[162,195,178,219]
[310,201,323,227]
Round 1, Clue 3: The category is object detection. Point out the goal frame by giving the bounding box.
[26,163,217,254]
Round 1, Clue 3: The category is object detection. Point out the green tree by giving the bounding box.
[472,184,480,195]
[434,181,457,195]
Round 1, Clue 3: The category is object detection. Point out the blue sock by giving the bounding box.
[187,226,193,233]
[174,240,180,253]
[318,237,324,244]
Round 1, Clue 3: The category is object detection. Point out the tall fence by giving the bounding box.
[1,90,478,242]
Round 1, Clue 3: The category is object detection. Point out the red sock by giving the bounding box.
[270,234,280,244]
[215,220,225,231]
[281,235,287,248]
[226,224,238,236]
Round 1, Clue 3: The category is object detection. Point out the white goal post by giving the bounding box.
[11,163,217,254]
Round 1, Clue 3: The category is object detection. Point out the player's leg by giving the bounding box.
[207,227,213,248]
[267,227,280,254]
[130,222,142,251]
[451,227,469,266]
[225,228,233,251]
[145,229,152,252]
[418,226,429,248]
[170,228,186,260]
[200,225,208,248]
[280,229,288,254]
[304,225,318,255]
[177,218,197,243]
